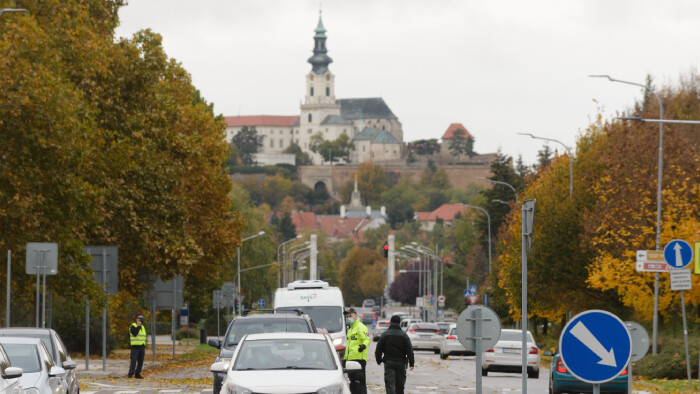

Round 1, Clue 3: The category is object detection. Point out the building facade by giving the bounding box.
[225,14,404,165]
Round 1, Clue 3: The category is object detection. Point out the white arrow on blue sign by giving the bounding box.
[468,285,477,295]
[559,310,631,384]
[664,239,693,269]
[257,299,266,308]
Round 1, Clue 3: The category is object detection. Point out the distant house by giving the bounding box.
[440,123,475,159]
[414,204,467,231]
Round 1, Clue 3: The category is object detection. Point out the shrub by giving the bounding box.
[176,327,199,341]
[634,339,699,379]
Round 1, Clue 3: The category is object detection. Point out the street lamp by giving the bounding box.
[285,242,310,285]
[460,204,492,274]
[277,235,302,287]
[517,133,573,197]
[617,117,700,125]
[408,244,440,322]
[237,231,265,314]
[0,8,27,17]
[477,177,519,202]
[590,74,663,354]
[492,199,510,206]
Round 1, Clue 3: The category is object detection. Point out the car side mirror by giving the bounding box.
[343,360,362,373]
[48,365,66,377]
[2,366,22,379]
[208,338,222,349]
[543,350,553,357]
[210,361,227,373]
[62,360,77,370]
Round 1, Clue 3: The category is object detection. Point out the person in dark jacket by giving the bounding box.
[375,315,415,394]
[128,314,147,379]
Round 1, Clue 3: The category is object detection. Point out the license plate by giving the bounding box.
[503,348,520,354]
[420,335,431,338]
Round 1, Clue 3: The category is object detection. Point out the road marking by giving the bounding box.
[570,321,616,367]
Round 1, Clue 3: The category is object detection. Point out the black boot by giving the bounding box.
[135,373,144,379]
[128,374,133,378]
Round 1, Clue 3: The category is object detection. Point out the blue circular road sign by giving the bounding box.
[664,239,693,269]
[257,299,266,308]
[559,310,631,384]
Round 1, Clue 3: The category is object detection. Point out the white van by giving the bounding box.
[274,280,346,354]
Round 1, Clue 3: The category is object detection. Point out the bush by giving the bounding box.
[634,339,699,379]
[175,327,198,341]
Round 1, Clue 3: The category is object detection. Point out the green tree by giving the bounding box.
[412,139,440,156]
[232,126,263,166]
[276,212,297,242]
[447,128,476,158]
[381,179,417,229]
[340,162,388,205]
[283,142,311,166]
[309,133,355,163]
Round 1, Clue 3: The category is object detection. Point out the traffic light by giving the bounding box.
[383,242,389,258]
[464,298,471,310]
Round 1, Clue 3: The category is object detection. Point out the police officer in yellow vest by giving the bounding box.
[343,308,371,394]
[128,314,147,379]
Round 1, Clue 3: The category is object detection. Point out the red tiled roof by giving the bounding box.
[427,204,467,221]
[441,123,474,140]
[415,212,431,221]
[225,115,299,127]
[318,217,366,239]
[292,212,317,230]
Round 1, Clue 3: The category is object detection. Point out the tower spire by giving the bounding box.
[308,12,333,74]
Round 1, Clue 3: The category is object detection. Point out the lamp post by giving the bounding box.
[492,199,510,206]
[277,235,302,288]
[460,204,492,274]
[477,177,519,202]
[288,246,310,282]
[0,8,27,17]
[237,231,265,314]
[409,244,440,322]
[285,242,310,286]
[517,133,573,197]
[590,74,663,354]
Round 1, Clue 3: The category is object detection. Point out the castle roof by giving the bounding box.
[338,98,397,120]
[321,114,353,125]
[372,130,400,144]
[353,127,378,141]
[225,115,299,127]
[441,123,474,140]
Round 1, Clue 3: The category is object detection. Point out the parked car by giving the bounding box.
[0,342,23,393]
[406,322,441,354]
[372,320,391,341]
[546,350,628,393]
[211,332,361,394]
[439,325,474,359]
[436,321,452,335]
[399,318,422,331]
[361,299,375,308]
[0,337,68,394]
[0,328,77,394]
[208,313,317,394]
[482,329,540,378]
[359,313,375,326]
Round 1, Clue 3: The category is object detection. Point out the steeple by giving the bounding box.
[308,11,333,75]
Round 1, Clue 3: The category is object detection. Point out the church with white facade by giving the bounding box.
[225,14,404,165]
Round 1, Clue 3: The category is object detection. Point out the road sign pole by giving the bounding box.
[35,251,40,327]
[102,248,107,371]
[172,279,177,359]
[42,265,47,328]
[217,307,220,338]
[521,203,528,394]
[85,299,89,372]
[6,250,10,328]
[628,359,633,394]
[151,297,156,362]
[475,307,482,394]
[593,383,600,394]
[681,290,691,388]
[652,273,658,354]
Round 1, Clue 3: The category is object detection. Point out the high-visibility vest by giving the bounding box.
[130,323,147,346]
[344,319,370,361]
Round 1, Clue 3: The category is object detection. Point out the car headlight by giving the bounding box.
[226,384,252,394]
[23,388,40,394]
[332,337,343,346]
[317,383,343,394]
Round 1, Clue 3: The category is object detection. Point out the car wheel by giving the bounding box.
[434,349,440,354]
[481,368,488,376]
[440,352,447,360]
[548,374,562,394]
[527,367,539,379]
[213,374,223,394]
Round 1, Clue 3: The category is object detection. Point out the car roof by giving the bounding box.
[244,332,329,341]
[0,328,54,335]
[501,329,533,334]
[0,336,44,345]
[236,314,311,321]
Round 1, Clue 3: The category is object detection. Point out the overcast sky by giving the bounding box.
[115,0,700,165]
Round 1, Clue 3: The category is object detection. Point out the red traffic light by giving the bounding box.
[383,244,389,251]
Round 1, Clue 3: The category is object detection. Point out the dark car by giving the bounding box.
[0,327,78,394]
[547,351,628,393]
[207,313,317,394]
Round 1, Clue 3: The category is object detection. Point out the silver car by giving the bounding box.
[482,329,540,378]
[0,342,23,393]
[0,337,68,394]
[406,323,441,354]
[0,328,77,394]
[439,325,474,359]
[372,320,391,341]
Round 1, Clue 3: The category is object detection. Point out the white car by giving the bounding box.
[482,329,540,378]
[0,337,68,393]
[0,342,23,394]
[399,318,422,331]
[439,325,474,359]
[406,322,441,354]
[211,332,361,394]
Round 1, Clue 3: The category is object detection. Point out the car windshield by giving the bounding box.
[276,306,343,334]
[378,322,390,327]
[449,328,457,336]
[3,343,41,373]
[225,319,312,347]
[499,331,534,342]
[233,339,336,371]
[1,333,53,359]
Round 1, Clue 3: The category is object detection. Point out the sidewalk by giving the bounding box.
[74,335,206,378]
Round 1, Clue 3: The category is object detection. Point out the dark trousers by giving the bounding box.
[383,359,407,394]
[347,359,367,394]
[128,345,145,375]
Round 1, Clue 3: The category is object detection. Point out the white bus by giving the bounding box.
[274,280,346,355]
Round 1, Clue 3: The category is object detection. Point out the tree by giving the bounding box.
[381,178,417,229]
[447,128,476,158]
[309,133,354,163]
[276,212,297,242]
[388,261,419,304]
[232,126,263,166]
[340,162,388,205]
[339,247,384,305]
[283,142,311,166]
[535,145,553,171]
[412,139,440,157]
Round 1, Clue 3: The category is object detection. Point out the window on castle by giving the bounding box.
[383,126,385,130]
[310,87,314,96]
[308,114,312,122]
[269,139,274,148]
[326,87,330,96]
[362,146,366,152]
[279,139,283,148]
